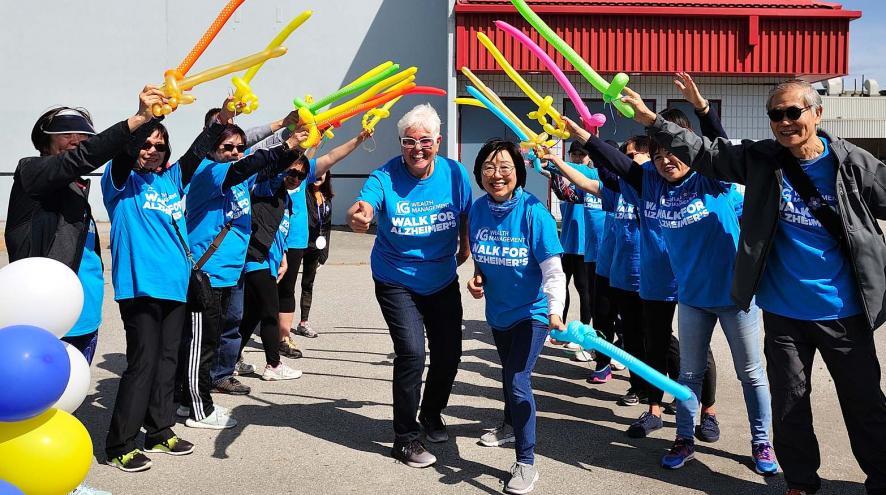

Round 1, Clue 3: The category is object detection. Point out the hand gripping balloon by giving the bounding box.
[153,47,287,117]
[152,0,246,117]
[508,0,634,118]
[476,32,569,140]
[317,83,445,139]
[495,21,606,132]
[294,62,401,113]
[228,10,313,114]
[551,321,693,401]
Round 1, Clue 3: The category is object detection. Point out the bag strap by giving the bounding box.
[779,148,846,245]
[170,216,197,268]
[170,216,232,270]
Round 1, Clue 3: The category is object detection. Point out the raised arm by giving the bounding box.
[314,129,373,177]
[541,150,602,197]
[108,117,165,189]
[221,129,307,190]
[244,110,299,147]
[563,117,642,193]
[673,72,729,141]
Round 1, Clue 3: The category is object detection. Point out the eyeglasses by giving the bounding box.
[141,142,168,153]
[766,105,813,122]
[481,164,516,177]
[400,137,436,149]
[220,143,247,153]
[285,168,307,181]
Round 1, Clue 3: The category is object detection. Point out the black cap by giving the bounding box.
[42,109,95,135]
[568,140,586,154]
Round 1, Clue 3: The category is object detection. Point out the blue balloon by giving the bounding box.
[551,321,693,401]
[0,480,24,495]
[0,325,71,422]
[465,86,545,174]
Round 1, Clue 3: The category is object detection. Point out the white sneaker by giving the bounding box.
[563,342,582,351]
[70,484,112,495]
[234,359,255,376]
[479,423,515,447]
[262,363,303,381]
[610,359,626,371]
[184,409,237,429]
[177,404,227,418]
[571,350,594,362]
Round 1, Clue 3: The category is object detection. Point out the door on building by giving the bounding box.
[457,97,552,207]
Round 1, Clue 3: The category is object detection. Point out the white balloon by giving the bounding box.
[54,343,91,413]
[0,257,84,337]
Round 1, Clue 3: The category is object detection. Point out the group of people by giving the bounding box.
[5,72,886,495]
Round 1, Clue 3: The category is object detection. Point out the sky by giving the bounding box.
[843,0,884,90]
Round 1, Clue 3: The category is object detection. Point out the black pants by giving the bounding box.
[277,248,304,314]
[592,273,617,370]
[642,299,717,407]
[562,253,592,324]
[763,312,886,494]
[177,287,231,421]
[106,297,186,458]
[239,269,281,367]
[610,287,646,391]
[374,279,463,442]
[298,248,322,321]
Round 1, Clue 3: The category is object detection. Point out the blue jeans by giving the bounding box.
[210,276,245,385]
[62,330,99,365]
[676,302,771,445]
[492,319,549,465]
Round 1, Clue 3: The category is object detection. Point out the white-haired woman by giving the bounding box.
[347,104,471,468]
[625,79,886,495]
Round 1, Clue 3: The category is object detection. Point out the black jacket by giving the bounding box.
[648,118,886,329]
[247,184,290,263]
[305,190,331,262]
[6,120,154,270]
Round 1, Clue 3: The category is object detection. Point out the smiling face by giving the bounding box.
[400,126,441,178]
[481,149,518,202]
[283,158,309,191]
[137,130,167,171]
[768,86,822,152]
[653,149,691,183]
[211,135,245,163]
[47,133,89,155]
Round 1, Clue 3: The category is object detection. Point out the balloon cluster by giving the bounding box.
[0,258,94,495]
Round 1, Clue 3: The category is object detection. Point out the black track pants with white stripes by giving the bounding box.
[176,287,231,421]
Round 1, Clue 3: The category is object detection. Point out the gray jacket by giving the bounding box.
[648,116,886,330]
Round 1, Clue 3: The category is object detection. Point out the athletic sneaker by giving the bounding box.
[571,350,594,362]
[618,388,646,406]
[661,437,695,469]
[479,423,515,447]
[278,338,304,359]
[663,400,677,415]
[70,484,112,495]
[144,436,195,456]
[610,359,626,371]
[233,359,255,376]
[752,442,779,476]
[177,404,227,418]
[391,439,436,468]
[694,412,721,443]
[587,365,612,384]
[293,321,319,338]
[627,411,663,438]
[563,342,582,351]
[506,462,539,494]
[262,363,303,381]
[212,376,250,395]
[419,414,449,443]
[185,409,237,430]
[107,449,152,473]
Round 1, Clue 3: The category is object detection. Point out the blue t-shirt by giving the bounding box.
[644,170,742,308]
[185,158,255,288]
[286,159,317,250]
[358,155,472,295]
[757,137,862,320]
[621,162,677,302]
[594,213,616,278]
[571,168,607,263]
[67,219,103,337]
[558,163,591,255]
[101,163,190,302]
[602,184,640,292]
[470,191,564,329]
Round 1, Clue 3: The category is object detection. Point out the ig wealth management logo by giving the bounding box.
[395,201,411,215]
[476,227,490,242]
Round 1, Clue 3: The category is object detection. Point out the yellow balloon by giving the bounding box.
[177,46,287,91]
[350,61,395,87]
[314,67,417,123]
[461,67,536,139]
[454,97,486,108]
[0,409,93,495]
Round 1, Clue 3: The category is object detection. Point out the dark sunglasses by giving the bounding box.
[285,168,307,180]
[766,105,812,122]
[141,142,168,153]
[220,143,247,153]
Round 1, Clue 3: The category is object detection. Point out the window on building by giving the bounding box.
[562,98,657,147]
[666,99,722,136]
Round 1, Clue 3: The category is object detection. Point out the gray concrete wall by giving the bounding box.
[1,0,452,222]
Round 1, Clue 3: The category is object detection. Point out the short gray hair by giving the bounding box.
[767,79,822,110]
[397,103,441,138]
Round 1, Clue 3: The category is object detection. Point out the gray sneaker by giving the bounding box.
[479,423,515,447]
[293,321,318,338]
[233,359,255,376]
[391,439,436,468]
[505,462,539,494]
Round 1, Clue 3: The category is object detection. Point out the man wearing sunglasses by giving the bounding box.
[623,78,886,495]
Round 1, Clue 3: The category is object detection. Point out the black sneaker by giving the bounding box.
[107,449,152,472]
[663,400,677,415]
[391,439,437,468]
[279,339,304,359]
[627,411,663,438]
[618,389,641,406]
[212,376,251,395]
[694,412,721,443]
[419,414,449,443]
[144,436,195,456]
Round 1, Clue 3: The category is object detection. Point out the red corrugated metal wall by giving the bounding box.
[456,13,850,77]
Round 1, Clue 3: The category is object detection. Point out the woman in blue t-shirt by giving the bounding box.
[562,94,777,475]
[179,118,308,431]
[347,104,471,469]
[468,139,565,494]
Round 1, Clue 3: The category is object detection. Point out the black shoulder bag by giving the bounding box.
[779,148,846,247]
[171,217,232,311]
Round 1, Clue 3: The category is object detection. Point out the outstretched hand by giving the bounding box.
[673,72,708,112]
[348,201,374,233]
[620,87,657,127]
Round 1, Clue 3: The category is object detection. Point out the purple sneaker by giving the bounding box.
[587,365,612,384]
[661,437,695,469]
[752,442,779,475]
